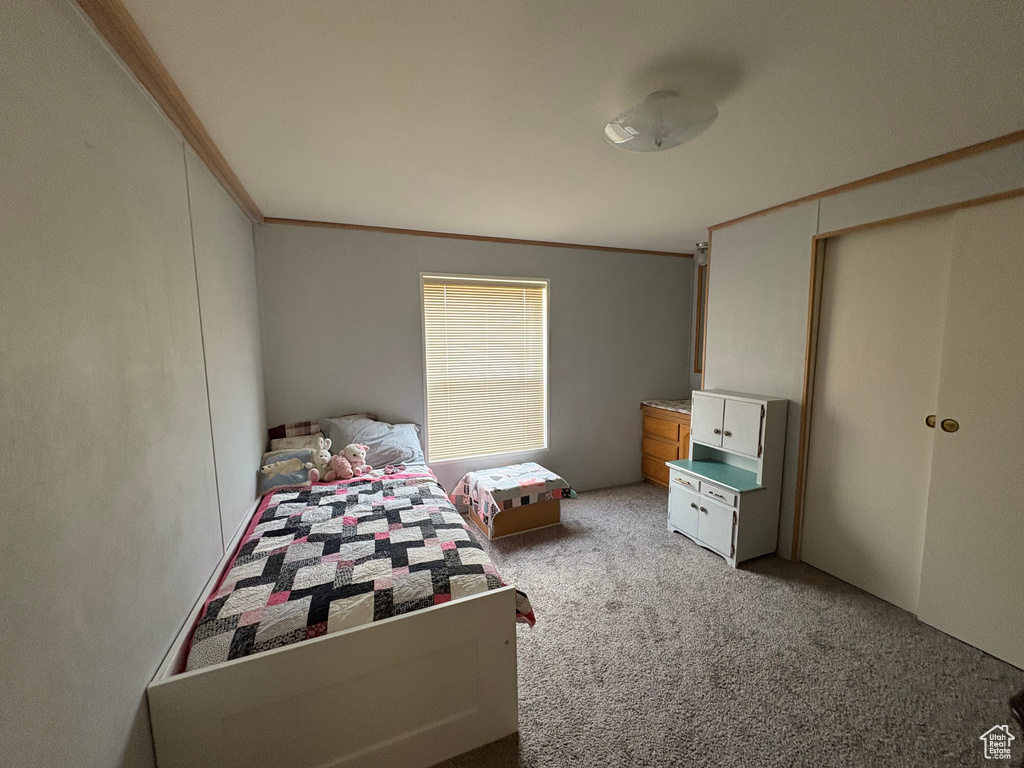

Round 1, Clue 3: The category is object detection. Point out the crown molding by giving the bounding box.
[75,0,264,221]
[264,218,694,257]
[709,129,1024,233]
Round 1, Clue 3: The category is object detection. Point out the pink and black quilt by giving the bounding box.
[451,462,577,532]
[186,467,534,672]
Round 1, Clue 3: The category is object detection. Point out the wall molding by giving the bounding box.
[264,217,693,257]
[709,129,1024,234]
[74,0,1024,259]
[75,0,264,222]
[72,0,692,257]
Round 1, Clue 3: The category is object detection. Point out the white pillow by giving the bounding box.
[322,415,425,467]
[269,433,325,451]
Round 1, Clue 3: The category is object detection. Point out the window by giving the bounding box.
[421,274,548,462]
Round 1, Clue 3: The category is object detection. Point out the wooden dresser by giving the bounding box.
[641,400,691,487]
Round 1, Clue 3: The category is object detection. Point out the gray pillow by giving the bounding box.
[321,415,425,467]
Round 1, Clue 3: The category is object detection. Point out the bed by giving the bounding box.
[147,463,531,768]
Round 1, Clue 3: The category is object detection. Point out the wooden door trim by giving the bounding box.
[790,236,827,560]
[699,231,712,390]
[693,263,707,373]
[789,186,1024,559]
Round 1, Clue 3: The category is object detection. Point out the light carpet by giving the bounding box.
[435,482,1024,768]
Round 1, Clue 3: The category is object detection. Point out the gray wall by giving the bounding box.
[704,201,819,557]
[0,2,266,766]
[256,223,693,492]
[186,151,267,546]
[704,141,1024,560]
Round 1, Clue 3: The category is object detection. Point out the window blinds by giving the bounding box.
[422,276,548,462]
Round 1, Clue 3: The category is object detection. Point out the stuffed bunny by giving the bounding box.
[342,443,373,476]
[306,436,333,482]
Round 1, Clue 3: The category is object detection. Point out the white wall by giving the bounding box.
[256,223,693,492]
[704,141,1024,560]
[0,2,266,766]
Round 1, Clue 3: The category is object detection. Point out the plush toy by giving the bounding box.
[342,443,373,476]
[305,436,333,482]
[324,453,353,482]
[260,456,310,478]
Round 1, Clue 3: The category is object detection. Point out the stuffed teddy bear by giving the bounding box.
[305,436,333,483]
[324,453,353,482]
[342,443,373,476]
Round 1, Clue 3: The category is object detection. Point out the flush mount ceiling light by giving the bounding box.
[604,90,718,152]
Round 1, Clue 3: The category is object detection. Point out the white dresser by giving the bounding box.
[666,390,788,567]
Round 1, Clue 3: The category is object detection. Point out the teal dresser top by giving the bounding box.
[665,460,763,492]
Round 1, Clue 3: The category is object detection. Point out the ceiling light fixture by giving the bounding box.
[604,90,718,152]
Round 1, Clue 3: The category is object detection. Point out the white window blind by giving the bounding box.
[422,275,548,462]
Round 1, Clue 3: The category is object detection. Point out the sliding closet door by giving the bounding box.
[801,215,953,612]
[917,196,1024,669]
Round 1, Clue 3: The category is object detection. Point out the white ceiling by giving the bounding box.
[122,0,1024,252]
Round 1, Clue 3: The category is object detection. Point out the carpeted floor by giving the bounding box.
[435,482,1024,768]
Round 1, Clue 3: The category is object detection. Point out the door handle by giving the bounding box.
[940,418,959,433]
[723,430,732,437]
[700,506,707,513]
[690,503,698,509]
[925,415,936,428]
[713,428,721,435]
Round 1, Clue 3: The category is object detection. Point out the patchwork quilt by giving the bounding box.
[186,466,534,672]
[450,462,577,531]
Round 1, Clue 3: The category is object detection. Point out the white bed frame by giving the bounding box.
[147,500,519,768]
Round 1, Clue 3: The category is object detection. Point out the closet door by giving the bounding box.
[917,196,1024,668]
[801,214,953,612]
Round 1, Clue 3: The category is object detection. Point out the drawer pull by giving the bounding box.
[673,477,694,487]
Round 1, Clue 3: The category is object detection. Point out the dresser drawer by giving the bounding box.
[701,482,738,508]
[642,455,670,486]
[643,415,679,442]
[643,436,679,462]
[668,469,701,493]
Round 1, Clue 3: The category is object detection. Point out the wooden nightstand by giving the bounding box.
[640,400,691,487]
